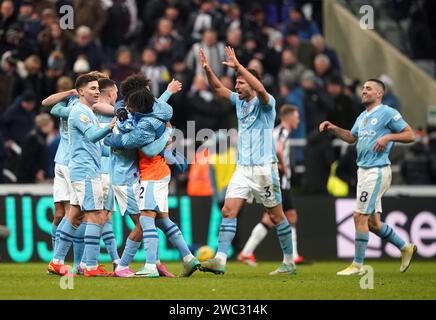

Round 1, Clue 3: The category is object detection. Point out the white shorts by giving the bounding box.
[113,182,141,216]
[53,164,73,203]
[139,176,170,213]
[102,173,115,212]
[225,163,282,208]
[355,166,392,215]
[70,178,104,211]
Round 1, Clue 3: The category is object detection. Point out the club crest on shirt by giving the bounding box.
[370,118,378,126]
[80,114,90,123]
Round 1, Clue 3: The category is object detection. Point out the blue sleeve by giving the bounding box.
[101,145,110,157]
[158,90,172,103]
[50,102,71,119]
[114,100,125,112]
[139,127,173,157]
[351,117,360,137]
[120,121,156,149]
[386,109,408,133]
[259,94,275,111]
[229,92,238,106]
[73,111,111,143]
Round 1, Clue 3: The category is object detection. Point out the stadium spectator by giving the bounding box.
[247,58,275,97]
[0,131,5,183]
[281,5,320,41]
[12,54,45,104]
[301,70,335,194]
[38,21,74,66]
[74,0,107,39]
[17,113,54,183]
[186,74,226,131]
[0,0,16,40]
[69,25,106,71]
[17,0,42,41]
[1,90,37,147]
[284,28,317,69]
[278,48,306,90]
[140,47,170,97]
[110,46,138,87]
[0,50,17,112]
[326,76,357,130]
[101,0,132,63]
[313,53,341,88]
[148,17,185,70]
[264,31,284,80]
[186,28,225,77]
[186,0,225,45]
[311,34,341,72]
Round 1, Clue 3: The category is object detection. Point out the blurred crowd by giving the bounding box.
[0,0,434,191]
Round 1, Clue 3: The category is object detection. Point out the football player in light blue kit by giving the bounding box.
[48,74,116,277]
[320,79,417,275]
[199,46,296,275]
[92,78,120,270]
[42,90,77,253]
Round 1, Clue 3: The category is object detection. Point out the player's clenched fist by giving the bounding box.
[319,121,334,132]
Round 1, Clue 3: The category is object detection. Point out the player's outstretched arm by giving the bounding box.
[42,89,78,107]
[199,48,232,100]
[92,102,115,116]
[223,46,269,104]
[319,121,357,144]
[50,101,71,119]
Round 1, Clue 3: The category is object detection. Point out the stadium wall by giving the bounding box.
[0,192,435,262]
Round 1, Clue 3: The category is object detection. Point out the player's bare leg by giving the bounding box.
[201,198,245,275]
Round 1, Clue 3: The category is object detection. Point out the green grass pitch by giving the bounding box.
[0,261,435,300]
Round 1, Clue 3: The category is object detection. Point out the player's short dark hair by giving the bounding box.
[366,78,386,94]
[121,74,152,100]
[75,74,98,90]
[87,70,109,80]
[127,89,155,114]
[235,68,261,81]
[98,78,116,92]
[279,104,298,120]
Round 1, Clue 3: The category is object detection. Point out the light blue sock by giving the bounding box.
[354,232,369,264]
[376,223,406,250]
[217,218,237,255]
[51,224,57,250]
[139,216,158,265]
[275,219,293,257]
[102,221,120,262]
[84,223,102,268]
[54,219,76,261]
[120,239,141,267]
[73,222,86,267]
[156,218,191,259]
[54,217,67,253]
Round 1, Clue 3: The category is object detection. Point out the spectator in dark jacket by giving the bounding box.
[1,90,37,147]
[17,113,53,183]
[326,76,357,130]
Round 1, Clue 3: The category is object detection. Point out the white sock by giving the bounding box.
[145,263,157,270]
[291,226,299,259]
[353,261,363,267]
[182,254,195,264]
[156,259,161,265]
[215,252,227,265]
[79,262,86,269]
[52,259,64,265]
[113,259,121,265]
[283,254,293,265]
[242,223,269,255]
[116,265,128,272]
[86,265,98,271]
